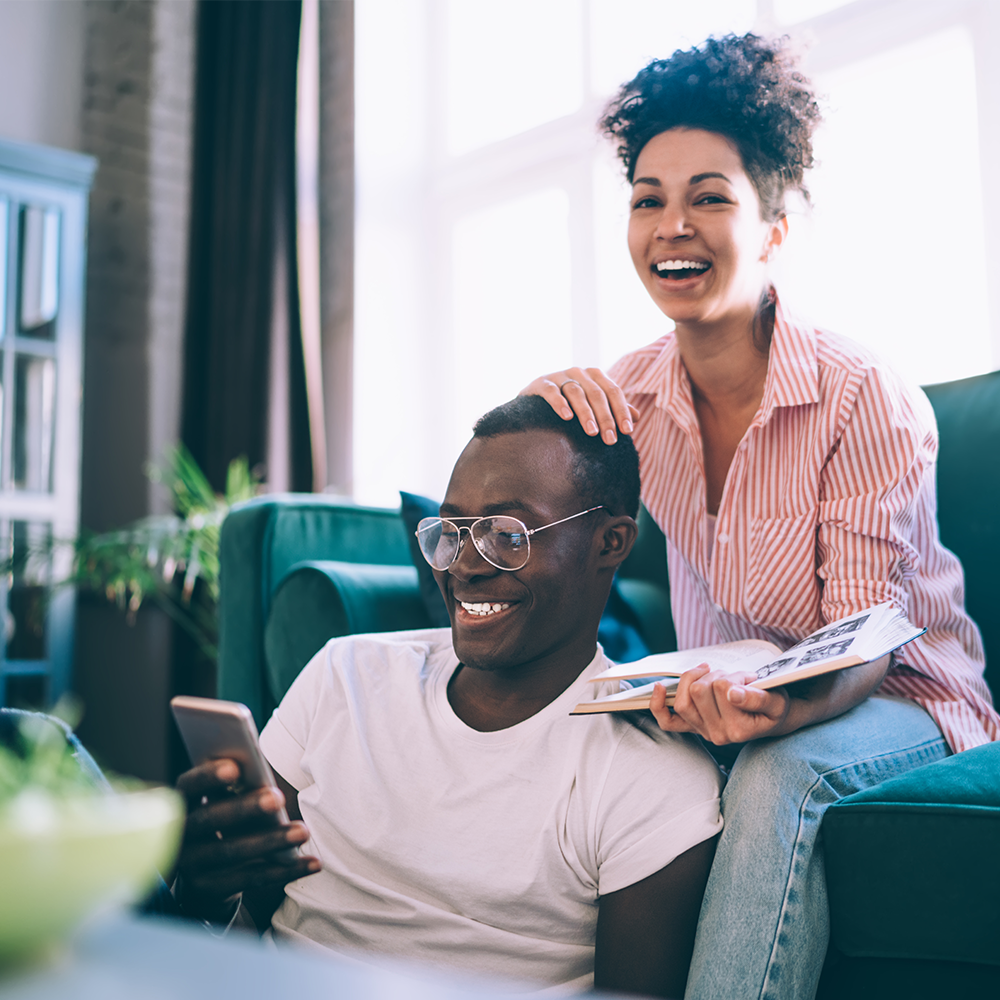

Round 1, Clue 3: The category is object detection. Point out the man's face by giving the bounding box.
[434,429,606,675]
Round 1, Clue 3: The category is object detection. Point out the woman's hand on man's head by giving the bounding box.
[520,367,639,444]
[650,664,792,745]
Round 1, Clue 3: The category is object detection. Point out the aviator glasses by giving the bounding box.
[416,506,605,573]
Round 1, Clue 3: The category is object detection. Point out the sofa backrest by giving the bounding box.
[217,495,418,727]
[923,370,1000,696]
[218,371,999,729]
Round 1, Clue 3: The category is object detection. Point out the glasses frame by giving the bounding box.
[415,505,606,572]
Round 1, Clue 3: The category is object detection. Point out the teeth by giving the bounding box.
[460,601,511,617]
[656,260,709,271]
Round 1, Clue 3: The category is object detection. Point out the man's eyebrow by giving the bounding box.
[439,500,537,519]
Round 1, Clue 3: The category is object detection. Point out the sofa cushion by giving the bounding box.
[264,560,430,704]
[823,742,1000,967]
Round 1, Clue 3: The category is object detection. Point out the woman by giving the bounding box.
[523,33,999,1000]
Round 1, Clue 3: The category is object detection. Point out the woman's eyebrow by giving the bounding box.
[631,172,732,188]
[690,171,731,184]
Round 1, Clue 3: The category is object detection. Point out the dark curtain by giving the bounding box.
[182,0,312,493]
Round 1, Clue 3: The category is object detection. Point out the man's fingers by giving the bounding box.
[176,758,242,805]
[184,854,321,903]
[183,787,285,841]
[181,820,311,872]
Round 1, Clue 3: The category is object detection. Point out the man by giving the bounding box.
[175,396,723,998]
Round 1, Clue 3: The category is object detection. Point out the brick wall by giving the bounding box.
[75,0,195,782]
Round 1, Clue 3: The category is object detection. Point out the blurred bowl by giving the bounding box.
[0,785,184,966]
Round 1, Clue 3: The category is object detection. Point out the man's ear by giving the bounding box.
[597,515,638,569]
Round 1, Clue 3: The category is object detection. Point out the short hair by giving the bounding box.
[472,396,641,519]
[600,33,821,221]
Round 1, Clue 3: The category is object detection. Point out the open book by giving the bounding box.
[571,603,924,715]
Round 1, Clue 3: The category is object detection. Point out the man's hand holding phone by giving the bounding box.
[170,696,320,927]
[174,757,320,925]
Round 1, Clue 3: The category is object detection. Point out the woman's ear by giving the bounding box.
[598,515,638,568]
[761,214,789,262]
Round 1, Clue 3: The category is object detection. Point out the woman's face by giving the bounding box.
[627,128,786,332]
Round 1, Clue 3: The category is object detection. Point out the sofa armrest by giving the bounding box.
[263,561,431,707]
[823,741,1000,967]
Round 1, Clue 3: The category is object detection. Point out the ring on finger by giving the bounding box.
[559,379,581,390]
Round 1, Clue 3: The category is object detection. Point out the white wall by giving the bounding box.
[0,0,85,151]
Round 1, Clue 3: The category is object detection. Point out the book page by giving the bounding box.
[590,639,779,683]
[748,604,922,687]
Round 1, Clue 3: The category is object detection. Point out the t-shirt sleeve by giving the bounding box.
[595,719,723,896]
[258,644,330,792]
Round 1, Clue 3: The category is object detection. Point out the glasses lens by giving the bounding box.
[471,516,529,571]
[416,517,460,570]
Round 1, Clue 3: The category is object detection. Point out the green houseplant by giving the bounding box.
[71,447,261,664]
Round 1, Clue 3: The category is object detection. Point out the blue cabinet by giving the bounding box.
[0,139,96,708]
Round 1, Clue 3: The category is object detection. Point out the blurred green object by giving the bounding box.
[0,784,183,966]
[0,712,183,967]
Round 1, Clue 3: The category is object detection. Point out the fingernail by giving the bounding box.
[259,791,279,812]
[586,420,598,436]
[729,687,746,705]
[623,419,633,434]
[307,860,321,873]
[561,408,573,420]
[603,428,617,444]
[218,761,239,781]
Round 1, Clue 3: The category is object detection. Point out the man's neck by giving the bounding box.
[446,645,598,732]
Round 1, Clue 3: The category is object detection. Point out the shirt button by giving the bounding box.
[717,533,729,544]
[714,603,724,613]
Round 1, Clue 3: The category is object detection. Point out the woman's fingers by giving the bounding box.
[649,682,694,732]
[658,666,791,745]
[520,375,576,421]
[520,368,637,443]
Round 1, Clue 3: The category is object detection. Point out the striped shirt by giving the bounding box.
[609,297,999,753]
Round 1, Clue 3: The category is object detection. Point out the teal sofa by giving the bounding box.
[217,370,1000,996]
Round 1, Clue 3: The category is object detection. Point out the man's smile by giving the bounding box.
[458,601,512,618]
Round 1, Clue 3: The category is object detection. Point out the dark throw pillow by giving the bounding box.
[399,491,451,628]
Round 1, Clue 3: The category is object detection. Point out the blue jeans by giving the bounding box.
[684,695,948,1000]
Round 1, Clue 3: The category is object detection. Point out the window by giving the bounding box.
[355,0,999,506]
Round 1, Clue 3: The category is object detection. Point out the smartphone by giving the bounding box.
[170,695,299,863]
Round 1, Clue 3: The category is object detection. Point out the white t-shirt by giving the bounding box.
[259,629,723,992]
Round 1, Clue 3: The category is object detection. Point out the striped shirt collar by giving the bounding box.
[624,291,821,422]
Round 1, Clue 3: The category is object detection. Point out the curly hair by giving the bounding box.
[601,34,821,221]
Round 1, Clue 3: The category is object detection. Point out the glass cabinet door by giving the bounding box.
[0,141,95,709]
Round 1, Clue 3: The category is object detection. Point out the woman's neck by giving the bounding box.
[674,307,771,409]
